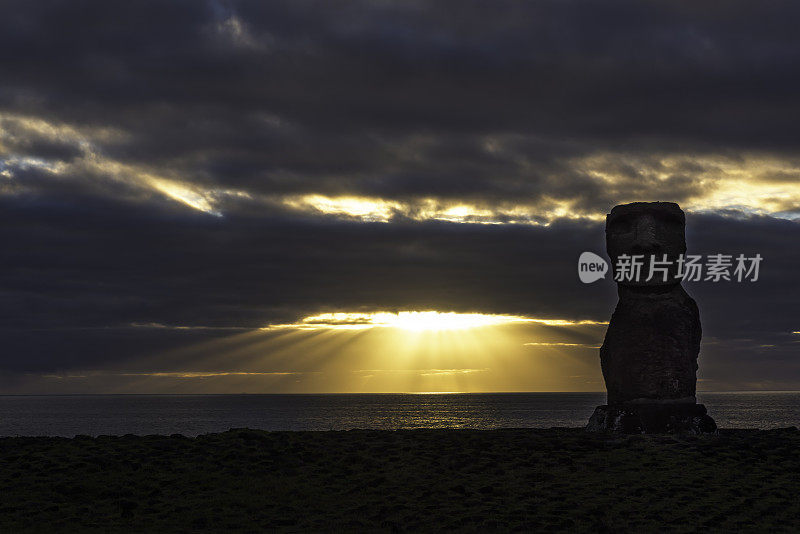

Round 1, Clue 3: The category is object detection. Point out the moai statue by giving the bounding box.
[587,202,717,433]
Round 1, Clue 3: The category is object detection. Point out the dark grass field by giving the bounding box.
[1,427,799,532]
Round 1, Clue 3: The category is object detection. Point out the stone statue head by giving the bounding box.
[606,201,686,286]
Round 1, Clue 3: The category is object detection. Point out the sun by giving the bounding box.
[375,311,523,331]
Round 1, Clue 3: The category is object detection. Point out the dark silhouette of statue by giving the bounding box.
[587,202,717,433]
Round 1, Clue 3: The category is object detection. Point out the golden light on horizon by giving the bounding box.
[379,311,524,331]
[30,311,609,394]
[264,311,607,332]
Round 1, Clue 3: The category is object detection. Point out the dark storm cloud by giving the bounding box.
[3,0,800,210]
[1,0,799,385]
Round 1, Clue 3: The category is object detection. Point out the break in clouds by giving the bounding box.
[1,0,799,390]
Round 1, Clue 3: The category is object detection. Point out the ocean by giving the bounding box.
[0,392,797,437]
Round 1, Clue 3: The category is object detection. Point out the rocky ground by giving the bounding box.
[1,427,798,532]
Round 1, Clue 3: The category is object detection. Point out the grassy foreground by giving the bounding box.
[1,427,799,532]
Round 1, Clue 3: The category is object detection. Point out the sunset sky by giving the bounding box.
[1,0,799,393]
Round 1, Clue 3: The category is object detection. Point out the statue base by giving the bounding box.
[586,403,717,434]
